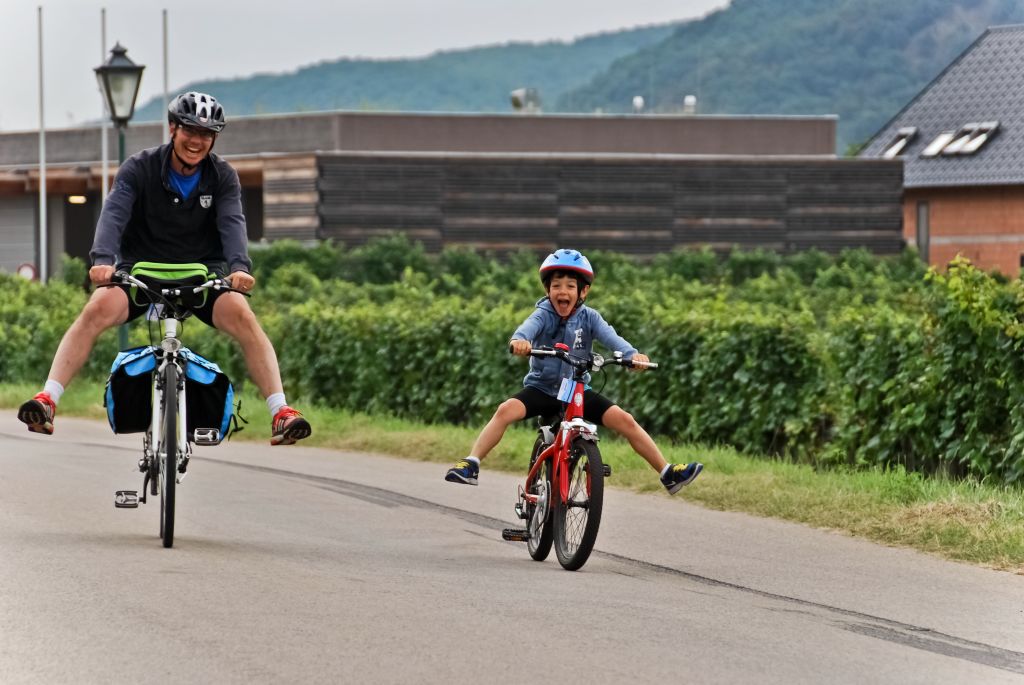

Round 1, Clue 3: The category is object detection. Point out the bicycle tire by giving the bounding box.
[160,363,178,549]
[553,438,603,571]
[526,436,554,561]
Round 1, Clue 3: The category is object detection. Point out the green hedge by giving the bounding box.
[0,273,114,382]
[264,292,826,456]
[826,305,937,470]
[823,260,1024,481]
[4,243,1023,483]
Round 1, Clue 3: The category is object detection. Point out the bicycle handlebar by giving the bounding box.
[518,345,658,370]
[108,271,252,298]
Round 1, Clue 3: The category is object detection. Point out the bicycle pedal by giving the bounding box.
[603,464,612,477]
[114,490,139,508]
[501,528,530,542]
[193,428,221,446]
[514,502,529,520]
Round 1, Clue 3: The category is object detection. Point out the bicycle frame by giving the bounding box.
[147,317,188,490]
[521,377,598,509]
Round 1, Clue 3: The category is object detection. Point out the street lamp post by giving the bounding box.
[95,43,144,351]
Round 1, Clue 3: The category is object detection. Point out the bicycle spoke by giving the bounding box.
[553,440,604,570]
[561,454,592,553]
[526,437,554,561]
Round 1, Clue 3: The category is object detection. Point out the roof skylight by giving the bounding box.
[921,131,955,157]
[956,121,999,154]
[920,121,999,157]
[882,127,917,158]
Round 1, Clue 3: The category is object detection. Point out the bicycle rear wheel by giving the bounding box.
[526,436,553,561]
[160,363,178,549]
[553,438,603,571]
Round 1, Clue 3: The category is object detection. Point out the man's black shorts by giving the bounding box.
[115,262,229,328]
[511,385,615,425]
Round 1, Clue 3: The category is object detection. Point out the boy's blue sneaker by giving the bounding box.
[445,458,479,486]
[661,462,703,495]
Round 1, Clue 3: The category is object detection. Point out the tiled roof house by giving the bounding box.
[860,25,1024,274]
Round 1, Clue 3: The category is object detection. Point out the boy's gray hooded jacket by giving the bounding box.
[511,298,637,397]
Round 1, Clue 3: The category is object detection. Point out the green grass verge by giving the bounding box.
[3,381,1022,573]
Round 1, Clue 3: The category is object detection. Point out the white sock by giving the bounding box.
[43,379,65,405]
[465,456,480,466]
[266,392,287,416]
[660,463,673,478]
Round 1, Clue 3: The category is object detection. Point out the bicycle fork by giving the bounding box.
[114,351,189,509]
[502,428,611,543]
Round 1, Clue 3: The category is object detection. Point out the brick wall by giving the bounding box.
[904,186,1024,273]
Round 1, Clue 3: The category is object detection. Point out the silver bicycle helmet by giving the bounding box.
[168,91,226,132]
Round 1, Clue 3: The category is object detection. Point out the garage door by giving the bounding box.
[0,197,36,275]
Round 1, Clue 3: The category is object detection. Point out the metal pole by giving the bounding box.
[37,6,48,282]
[163,9,169,145]
[117,124,129,351]
[100,8,110,203]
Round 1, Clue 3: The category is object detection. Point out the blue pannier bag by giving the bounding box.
[104,345,235,442]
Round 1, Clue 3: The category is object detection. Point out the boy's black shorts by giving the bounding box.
[511,386,615,426]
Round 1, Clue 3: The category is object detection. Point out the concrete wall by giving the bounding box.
[0,111,837,168]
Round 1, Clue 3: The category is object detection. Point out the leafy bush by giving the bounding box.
[435,246,492,291]
[250,239,347,283]
[8,240,1024,483]
[826,305,937,470]
[724,247,783,284]
[59,255,89,290]
[651,246,722,282]
[0,273,114,383]
[344,234,432,284]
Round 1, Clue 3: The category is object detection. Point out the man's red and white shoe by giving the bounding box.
[270,406,311,445]
[18,392,56,435]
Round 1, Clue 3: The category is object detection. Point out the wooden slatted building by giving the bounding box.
[262,153,902,256]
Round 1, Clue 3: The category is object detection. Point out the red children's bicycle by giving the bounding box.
[502,343,657,570]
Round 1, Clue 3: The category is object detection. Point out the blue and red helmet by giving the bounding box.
[539,249,594,286]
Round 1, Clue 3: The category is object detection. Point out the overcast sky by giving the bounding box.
[1,0,728,132]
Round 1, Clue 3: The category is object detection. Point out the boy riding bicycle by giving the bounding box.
[445,249,703,494]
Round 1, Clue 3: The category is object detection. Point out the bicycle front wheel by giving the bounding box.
[553,438,604,571]
[160,363,178,549]
[526,436,554,562]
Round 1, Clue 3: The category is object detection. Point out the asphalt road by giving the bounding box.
[2,416,1023,684]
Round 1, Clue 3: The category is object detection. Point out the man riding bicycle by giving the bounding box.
[17,91,311,446]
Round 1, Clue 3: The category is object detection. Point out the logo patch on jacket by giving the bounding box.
[199,195,212,208]
[573,328,584,349]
